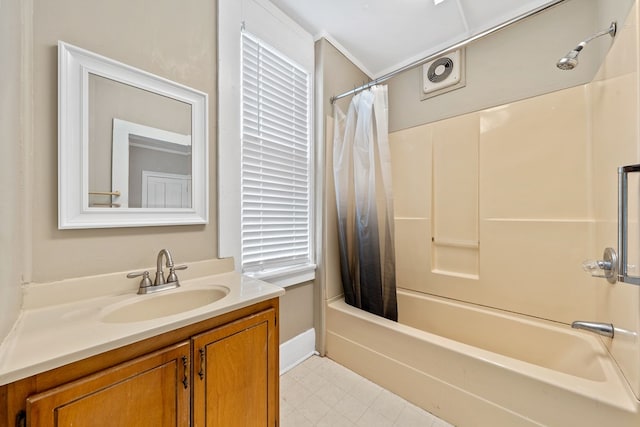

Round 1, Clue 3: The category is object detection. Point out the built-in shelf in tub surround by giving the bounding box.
[0,258,285,386]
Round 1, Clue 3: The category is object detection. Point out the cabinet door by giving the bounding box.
[192,308,277,427]
[26,341,191,427]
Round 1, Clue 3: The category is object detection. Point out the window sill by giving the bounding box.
[246,264,316,288]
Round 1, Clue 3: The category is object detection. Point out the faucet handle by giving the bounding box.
[582,260,610,272]
[127,270,149,278]
[167,265,188,283]
[126,270,153,290]
[582,247,618,284]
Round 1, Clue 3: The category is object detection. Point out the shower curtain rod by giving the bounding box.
[329,0,567,104]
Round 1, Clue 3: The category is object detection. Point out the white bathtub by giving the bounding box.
[326,289,640,426]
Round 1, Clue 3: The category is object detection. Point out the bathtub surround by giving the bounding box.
[385,3,640,402]
[324,1,640,425]
[389,86,592,324]
[333,86,397,321]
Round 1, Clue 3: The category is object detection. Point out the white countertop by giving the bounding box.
[0,267,284,386]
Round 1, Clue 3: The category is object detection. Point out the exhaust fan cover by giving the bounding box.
[421,48,465,99]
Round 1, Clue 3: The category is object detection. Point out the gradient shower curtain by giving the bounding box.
[333,85,397,321]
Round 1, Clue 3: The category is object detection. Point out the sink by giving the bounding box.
[101,286,230,323]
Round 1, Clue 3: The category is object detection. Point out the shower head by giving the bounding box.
[557,48,582,70]
[556,21,617,71]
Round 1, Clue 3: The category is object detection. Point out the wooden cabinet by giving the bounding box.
[26,342,191,427]
[192,309,277,427]
[0,299,279,427]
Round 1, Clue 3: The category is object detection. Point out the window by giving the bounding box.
[218,0,314,287]
[239,32,314,283]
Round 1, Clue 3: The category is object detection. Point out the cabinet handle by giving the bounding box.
[198,348,206,380]
[15,410,26,427]
[181,356,189,389]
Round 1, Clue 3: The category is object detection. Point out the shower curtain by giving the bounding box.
[333,85,397,321]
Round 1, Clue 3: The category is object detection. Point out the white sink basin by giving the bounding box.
[101,286,229,323]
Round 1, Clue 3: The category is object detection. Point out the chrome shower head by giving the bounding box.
[556,21,617,71]
[556,48,581,70]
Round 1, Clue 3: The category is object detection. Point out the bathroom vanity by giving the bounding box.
[0,263,284,426]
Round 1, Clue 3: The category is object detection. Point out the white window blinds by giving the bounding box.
[241,32,312,274]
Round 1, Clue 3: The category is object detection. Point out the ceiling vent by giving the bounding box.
[421,48,465,100]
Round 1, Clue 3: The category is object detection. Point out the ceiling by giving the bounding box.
[269,0,556,79]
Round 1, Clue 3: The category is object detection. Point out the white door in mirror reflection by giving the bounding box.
[112,118,192,208]
[142,171,192,208]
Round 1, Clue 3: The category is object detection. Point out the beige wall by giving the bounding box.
[279,281,315,343]
[31,0,217,282]
[315,38,370,353]
[387,0,635,132]
[389,2,640,399]
[0,0,310,351]
[0,0,27,340]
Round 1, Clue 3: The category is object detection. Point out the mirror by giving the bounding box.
[58,41,208,228]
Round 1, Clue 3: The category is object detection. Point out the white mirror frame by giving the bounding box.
[58,41,208,229]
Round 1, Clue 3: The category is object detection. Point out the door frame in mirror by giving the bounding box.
[58,41,208,229]
[112,118,192,209]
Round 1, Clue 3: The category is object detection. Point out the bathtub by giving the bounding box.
[326,289,640,426]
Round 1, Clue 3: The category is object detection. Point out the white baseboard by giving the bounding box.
[280,328,317,375]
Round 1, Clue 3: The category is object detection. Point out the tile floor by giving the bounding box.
[280,355,455,427]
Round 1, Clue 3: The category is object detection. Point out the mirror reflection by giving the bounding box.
[88,74,192,209]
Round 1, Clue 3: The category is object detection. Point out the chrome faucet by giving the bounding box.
[571,321,614,338]
[155,248,174,285]
[127,249,188,294]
